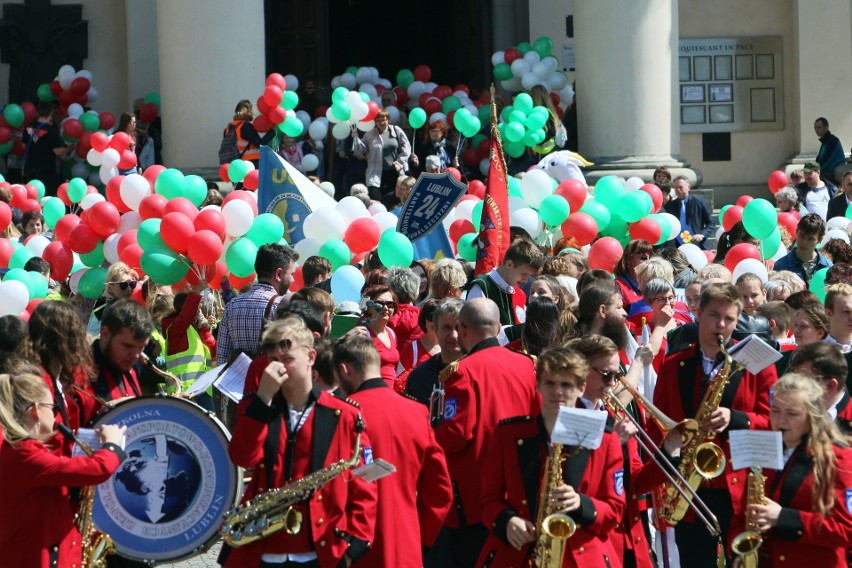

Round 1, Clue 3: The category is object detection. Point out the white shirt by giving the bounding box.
[827,391,845,421]
[468,268,525,345]
[804,184,830,219]
[826,335,852,354]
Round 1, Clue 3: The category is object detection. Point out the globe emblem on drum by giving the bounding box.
[114,435,203,523]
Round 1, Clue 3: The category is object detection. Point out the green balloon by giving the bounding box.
[580,198,612,233]
[377,231,414,268]
[396,69,414,89]
[3,104,24,128]
[457,233,478,262]
[79,242,105,268]
[504,122,525,143]
[508,177,522,198]
[331,102,351,122]
[141,244,189,285]
[409,108,427,129]
[809,267,830,302]
[524,112,547,131]
[461,118,481,139]
[509,110,527,124]
[332,87,349,104]
[138,218,165,250]
[4,268,34,298]
[37,83,55,102]
[319,239,351,271]
[472,201,484,231]
[761,227,782,260]
[227,160,250,184]
[42,197,65,228]
[155,168,186,199]
[494,63,512,81]
[281,90,299,111]
[539,194,570,226]
[226,238,258,277]
[282,114,304,137]
[617,191,653,223]
[144,92,161,109]
[346,66,358,75]
[742,198,778,239]
[29,272,48,299]
[477,105,491,125]
[79,267,109,299]
[522,130,539,148]
[359,92,370,103]
[67,177,87,203]
[533,36,554,57]
[594,176,627,211]
[514,93,534,114]
[504,140,526,158]
[184,175,207,207]
[517,42,532,55]
[500,105,514,123]
[0,141,12,156]
[246,213,285,247]
[29,179,46,200]
[79,112,100,132]
[602,213,629,241]
[454,108,472,132]
[442,96,462,114]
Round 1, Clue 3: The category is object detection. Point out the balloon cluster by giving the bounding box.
[497,93,552,158]
[326,86,381,140]
[37,65,99,112]
[84,130,139,184]
[256,73,303,138]
[491,37,573,102]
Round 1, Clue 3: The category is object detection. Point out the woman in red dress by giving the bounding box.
[362,285,401,387]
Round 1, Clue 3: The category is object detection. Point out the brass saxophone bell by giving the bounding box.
[542,513,576,539]
[694,442,726,479]
[282,507,303,535]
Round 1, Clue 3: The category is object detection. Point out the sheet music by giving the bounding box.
[214,353,252,403]
[729,430,783,470]
[183,365,225,397]
[550,407,607,449]
[727,334,782,374]
[352,459,396,482]
[71,427,126,457]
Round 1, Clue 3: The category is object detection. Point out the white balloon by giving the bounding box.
[341,73,357,89]
[68,268,86,295]
[99,165,118,185]
[67,103,84,119]
[120,174,151,211]
[732,258,769,284]
[58,64,75,78]
[826,217,852,232]
[678,243,708,270]
[520,169,554,209]
[319,181,335,197]
[510,59,531,78]
[357,120,375,133]
[543,56,560,73]
[294,237,322,260]
[454,200,479,223]
[345,91,363,107]
[331,76,342,89]
[302,207,346,241]
[222,200,255,238]
[521,72,540,91]
[218,234,236,263]
[625,177,644,191]
[407,81,426,100]
[423,82,437,93]
[336,196,370,223]
[377,78,392,89]
[71,161,89,179]
[117,211,142,233]
[479,159,490,177]
[428,112,446,125]
[368,203,387,215]
[308,119,329,141]
[491,51,506,66]
[532,62,549,78]
[360,84,377,99]
[509,195,528,214]
[59,72,74,91]
[296,110,311,134]
[372,212,398,232]
[550,71,569,92]
[659,212,681,241]
[101,148,120,168]
[201,205,222,213]
[501,77,523,92]
[351,101,369,122]
[86,148,103,167]
[25,235,51,257]
[86,87,99,103]
[80,193,105,210]
[300,154,319,173]
[822,228,850,246]
[523,51,541,65]
[76,69,93,81]
[326,106,341,124]
[284,74,299,91]
[511,207,543,238]
[386,106,400,125]
[103,233,121,264]
[0,280,29,316]
[332,121,352,140]
[355,67,373,85]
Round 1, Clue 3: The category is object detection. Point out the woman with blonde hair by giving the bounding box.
[529,84,566,155]
[732,372,852,566]
[0,372,126,567]
[86,262,139,337]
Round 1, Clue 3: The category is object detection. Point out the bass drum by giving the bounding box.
[87,395,241,563]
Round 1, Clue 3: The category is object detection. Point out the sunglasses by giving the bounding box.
[594,368,624,383]
[260,338,306,354]
[109,280,138,291]
[372,300,397,311]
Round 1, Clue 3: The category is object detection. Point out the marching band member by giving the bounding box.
[477,346,625,567]
[332,333,453,568]
[730,372,852,566]
[221,316,377,568]
[651,283,777,567]
[434,298,540,566]
[788,341,852,433]
[0,372,126,568]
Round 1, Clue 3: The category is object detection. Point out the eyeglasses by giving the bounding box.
[109,280,138,291]
[32,402,56,411]
[634,254,651,261]
[372,300,397,311]
[650,295,676,306]
[594,368,624,383]
[260,338,307,354]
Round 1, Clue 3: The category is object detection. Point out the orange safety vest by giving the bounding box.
[229,120,260,162]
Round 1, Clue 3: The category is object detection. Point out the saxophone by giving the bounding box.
[654,335,735,526]
[221,417,364,547]
[139,351,184,397]
[57,425,115,568]
[731,467,766,568]
[530,444,576,568]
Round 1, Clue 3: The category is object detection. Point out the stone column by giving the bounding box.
[156,0,266,170]
[574,0,697,185]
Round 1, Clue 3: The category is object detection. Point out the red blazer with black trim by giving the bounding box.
[477,415,625,568]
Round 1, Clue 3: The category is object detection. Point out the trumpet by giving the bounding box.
[603,378,721,536]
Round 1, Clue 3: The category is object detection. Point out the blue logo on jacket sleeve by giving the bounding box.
[846,489,852,513]
[614,469,624,496]
[444,398,458,421]
[364,446,373,464]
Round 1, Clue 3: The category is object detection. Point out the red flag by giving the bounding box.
[474,87,510,276]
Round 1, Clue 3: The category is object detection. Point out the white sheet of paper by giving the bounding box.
[727,335,782,374]
[71,427,126,457]
[729,430,783,471]
[550,407,607,449]
[352,458,396,482]
[183,364,226,397]
[211,353,253,402]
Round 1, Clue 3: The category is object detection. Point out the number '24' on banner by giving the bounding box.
[397,172,467,242]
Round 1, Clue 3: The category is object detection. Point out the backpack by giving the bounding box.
[218,121,246,164]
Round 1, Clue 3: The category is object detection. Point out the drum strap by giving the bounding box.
[263,391,318,487]
[49,373,70,427]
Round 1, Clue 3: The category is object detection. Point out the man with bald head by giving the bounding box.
[434,297,540,565]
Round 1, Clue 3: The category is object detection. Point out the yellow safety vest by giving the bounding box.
[164,325,212,393]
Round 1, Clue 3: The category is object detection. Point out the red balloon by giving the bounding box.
[449,218,475,243]
[256,96,271,116]
[290,265,304,293]
[392,87,408,106]
[70,76,90,95]
[26,298,44,314]
[561,212,599,247]
[0,238,13,267]
[778,212,799,239]
[21,102,36,125]
[344,217,381,254]
[160,212,195,254]
[639,183,664,212]
[587,237,624,272]
[9,184,26,208]
[504,48,522,63]
[413,65,432,82]
[0,201,10,230]
[187,230,224,265]
[555,180,587,213]
[454,84,470,96]
[253,115,273,134]
[90,131,110,152]
[268,106,286,125]
[54,214,81,243]
[768,170,789,194]
[458,195,480,205]
[50,80,61,96]
[206,262,229,290]
[219,163,230,182]
[58,90,74,107]
[42,241,74,281]
[467,180,486,199]
[194,208,226,240]
[364,101,380,122]
[110,132,132,152]
[0,126,13,145]
[117,230,139,256]
[63,118,83,139]
[118,149,137,169]
[88,201,121,238]
[230,272,256,290]
[25,182,40,199]
[549,92,561,107]
[120,243,143,272]
[722,205,744,232]
[20,198,40,213]
[445,167,462,181]
[446,109,457,129]
[105,175,131,212]
[314,105,329,119]
[424,97,442,116]
[163,197,199,220]
[74,140,90,160]
[243,170,260,190]
[736,195,753,208]
[98,112,115,130]
[138,103,158,124]
[266,73,286,90]
[629,217,663,244]
[138,193,168,220]
[263,85,283,107]
[222,190,259,216]
[724,243,761,271]
[462,148,479,168]
[433,85,452,100]
[56,183,71,206]
[67,222,99,254]
[143,164,167,188]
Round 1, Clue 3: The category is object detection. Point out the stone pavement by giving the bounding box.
[157,542,221,567]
